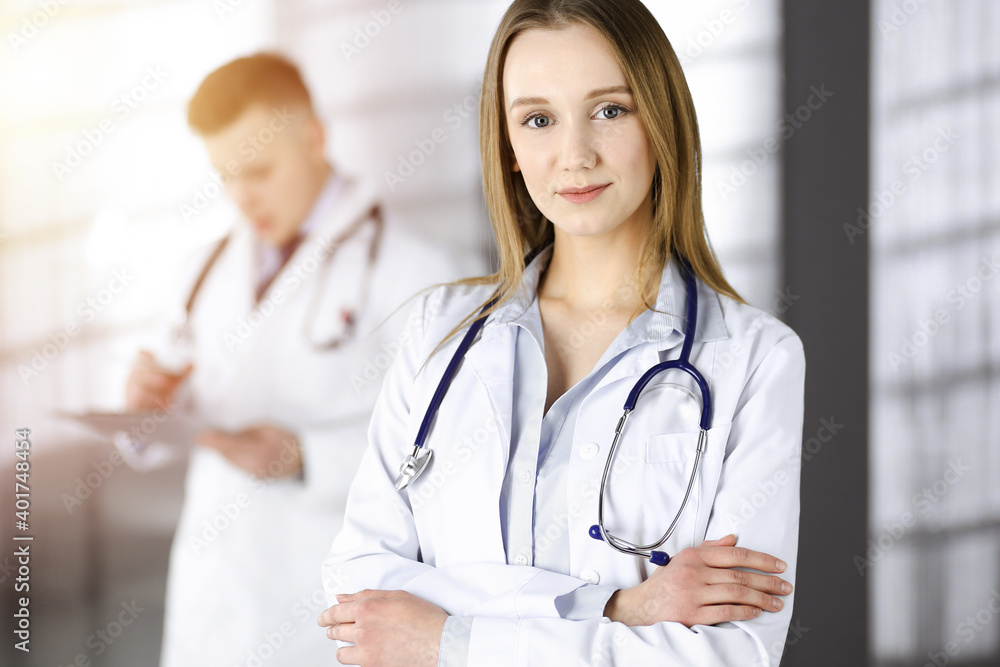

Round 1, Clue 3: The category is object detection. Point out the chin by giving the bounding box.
[551,216,620,239]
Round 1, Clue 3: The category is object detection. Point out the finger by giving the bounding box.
[710,568,793,596]
[319,589,385,625]
[701,583,784,613]
[326,621,358,643]
[337,646,362,666]
[127,388,165,411]
[239,424,269,439]
[340,589,393,601]
[133,351,178,379]
[320,601,359,626]
[134,350,157,367]
[243,425,299,451]
[700,546,787,573]
[196,429,240,452]
[699,534,737,548]
[133,369,180,394]
[130,371,187,408]
[696,604,764,626]
[316,604,353,628]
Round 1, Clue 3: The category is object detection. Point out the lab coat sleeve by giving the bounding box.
[448,333,806,667]
[322,290,598,619]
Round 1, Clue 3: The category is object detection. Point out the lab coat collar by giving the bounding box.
[298,172,344,237]
[249,172,378,294]
[485,243,728,350]
[248,171,373,260]
[461,244,728,457]
[226,172,379,355]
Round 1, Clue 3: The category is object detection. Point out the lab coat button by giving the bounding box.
[519,470,532,484]
[580,442,600,460]
[581,569,600,584]
[514,554,528,566]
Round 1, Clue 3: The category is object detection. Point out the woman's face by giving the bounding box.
[503,23,657,241]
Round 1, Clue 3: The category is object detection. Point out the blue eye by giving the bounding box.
[596,104,628,120]
[523,113,552,128]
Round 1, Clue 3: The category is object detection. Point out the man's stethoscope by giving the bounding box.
[115,205,383,461]
[394,247,712,567]
[171,205,383,352]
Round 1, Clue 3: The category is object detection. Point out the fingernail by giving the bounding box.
[776,559,787,571]
[753,607,761,616]
[773,598,783,610]
[781,582,792,594]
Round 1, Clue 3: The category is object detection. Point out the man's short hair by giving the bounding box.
[188,53,313,134]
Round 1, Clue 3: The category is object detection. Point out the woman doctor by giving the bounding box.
[319,1,806,665]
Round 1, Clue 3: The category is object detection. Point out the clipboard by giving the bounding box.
[58,410,206,471]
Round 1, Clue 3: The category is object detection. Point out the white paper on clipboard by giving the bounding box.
[58,410,207,471]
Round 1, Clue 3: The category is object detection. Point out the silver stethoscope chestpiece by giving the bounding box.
[394,446,433,490]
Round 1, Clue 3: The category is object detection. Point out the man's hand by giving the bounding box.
[197,424,302,479]
[318,589,447,667]
[124,350,192,410]
[604,534,792,627]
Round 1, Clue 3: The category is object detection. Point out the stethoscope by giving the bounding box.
[394,247,712,567]
[171,205,383,352]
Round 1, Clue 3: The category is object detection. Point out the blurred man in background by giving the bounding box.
[124,53,465,666]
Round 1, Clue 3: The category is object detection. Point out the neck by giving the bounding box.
[538,221,657,315]
[282,162,334,245]
[314,162,334,194]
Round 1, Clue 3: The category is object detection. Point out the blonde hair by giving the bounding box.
[436,0,742,353]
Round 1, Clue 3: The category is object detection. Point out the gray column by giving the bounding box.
[781,1,870,665]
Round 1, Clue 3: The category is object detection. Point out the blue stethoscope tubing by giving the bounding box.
[393,245,547,490]
[393,248,711,568]
[588,254,711,567]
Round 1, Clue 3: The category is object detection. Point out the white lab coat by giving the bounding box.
[158,176,470,667]
[322,256,806,666]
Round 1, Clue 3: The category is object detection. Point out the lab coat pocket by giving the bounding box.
[645,432,700,463]
[595,430,700,557]
[636,423,731,558]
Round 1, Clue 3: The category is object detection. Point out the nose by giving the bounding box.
[558,120,597,172]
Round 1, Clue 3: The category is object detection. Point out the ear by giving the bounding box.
[303,115,326,161]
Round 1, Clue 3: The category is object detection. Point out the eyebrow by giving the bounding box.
[508,85,633,110]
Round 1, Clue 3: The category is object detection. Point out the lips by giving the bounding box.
[557,183,610,204]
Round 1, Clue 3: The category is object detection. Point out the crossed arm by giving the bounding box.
[318,533,792,667]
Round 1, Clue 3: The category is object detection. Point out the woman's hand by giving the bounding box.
[318,589,448,667]
[603,534,792,627]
